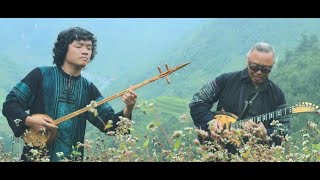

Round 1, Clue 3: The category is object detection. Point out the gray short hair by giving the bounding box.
[246,42,276,61]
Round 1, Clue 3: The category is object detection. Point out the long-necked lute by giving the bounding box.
[23,62,191,148]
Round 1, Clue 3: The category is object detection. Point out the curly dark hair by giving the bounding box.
[52,27,97,66]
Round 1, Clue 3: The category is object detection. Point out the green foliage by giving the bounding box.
[0,55,32,92]
[1,99,320,162]
[2,115,319,162]
[1,19,320,162]
[124,18,320,101]
[132,96,192,137]
[271,34,320,136]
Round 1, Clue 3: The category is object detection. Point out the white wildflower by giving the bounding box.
[270,120,279,126]
[172,130,183,138]
[86,100,98,116]
[302,134,310,138]
[56,152,64,158]
[30,149,39,156]
[302,140,309,146]
[106,131,115,136]
[308,121,317,129]
[14,119,22,126]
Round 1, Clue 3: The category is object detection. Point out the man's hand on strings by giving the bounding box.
[25,115,58,132]
[209,119,224,139]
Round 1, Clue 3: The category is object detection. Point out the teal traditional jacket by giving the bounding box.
[3,66,126,161]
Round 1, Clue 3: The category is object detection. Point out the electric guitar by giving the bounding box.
[213,102,320,130]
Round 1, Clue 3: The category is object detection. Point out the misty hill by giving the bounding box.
[1,19,320,153]
[0,18,207,100]
[118,18,320,106]
[0,18,206,74]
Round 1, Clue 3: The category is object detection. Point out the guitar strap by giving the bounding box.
[237,87,260,121]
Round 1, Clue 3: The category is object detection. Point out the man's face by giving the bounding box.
[247,50,274,86]
[64,40,92,68]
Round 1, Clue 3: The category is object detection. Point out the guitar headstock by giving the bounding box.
[292,102,319,114]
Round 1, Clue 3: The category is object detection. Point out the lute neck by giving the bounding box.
[53,62,191,125]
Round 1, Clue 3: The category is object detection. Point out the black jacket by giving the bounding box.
[189,68,290,145]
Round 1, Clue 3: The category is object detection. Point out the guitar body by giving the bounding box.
[23,114,57,148]
[213,111,238,129]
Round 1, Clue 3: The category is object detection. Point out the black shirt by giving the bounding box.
[189,67,290,140]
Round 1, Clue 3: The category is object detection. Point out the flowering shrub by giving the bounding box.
[1,102,319,162]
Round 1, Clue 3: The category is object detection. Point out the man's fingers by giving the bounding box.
[128,90,138,98]
[123,92,137,101]
[122,96,130,104]
[122,96,135,105]
[210,131,221,139]
[214,121,219,131]
[44,122,58,129]
[247,120,257,126]
[125,90,137,99]
[211,120,224,139]
[223,129,232,135]
[258,122,264,127]
[217,121,224,130]
[215,120,223,130]
[242,122,251,130]
[42,116,53,123]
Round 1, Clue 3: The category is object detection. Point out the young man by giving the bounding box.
[2,27,138,161]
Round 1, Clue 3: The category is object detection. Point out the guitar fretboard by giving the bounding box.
[232,107,292,128]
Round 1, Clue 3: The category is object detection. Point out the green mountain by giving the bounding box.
[123,19,320,144]
[2,19,320,152]
[271,34,320,135]
[123,18,320,103]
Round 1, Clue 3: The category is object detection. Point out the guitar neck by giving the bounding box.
[53,62,190,125]
[240,107,292,124]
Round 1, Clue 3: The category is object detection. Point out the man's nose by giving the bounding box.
[256,69,263,74]
[81,48,89,55]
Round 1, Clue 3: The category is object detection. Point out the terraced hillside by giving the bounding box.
[132,96,193,137]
